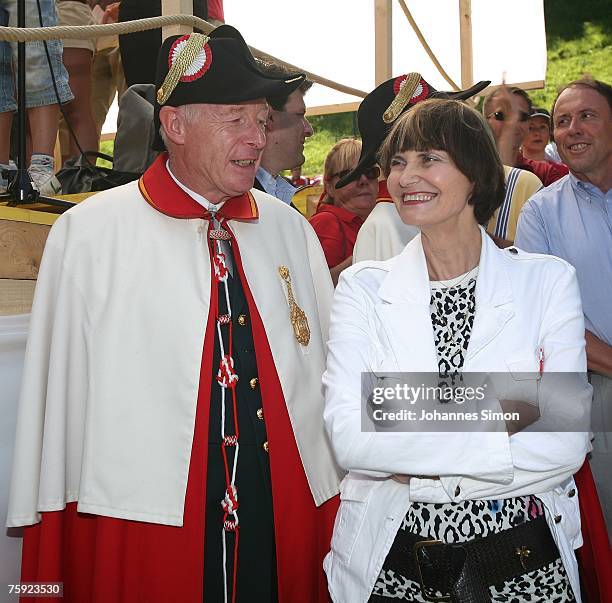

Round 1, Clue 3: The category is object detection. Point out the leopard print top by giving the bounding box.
[369,269,574,602]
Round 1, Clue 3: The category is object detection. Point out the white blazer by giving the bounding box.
[323,228,591,602]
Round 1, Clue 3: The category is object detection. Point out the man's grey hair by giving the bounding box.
[159,104,203,148]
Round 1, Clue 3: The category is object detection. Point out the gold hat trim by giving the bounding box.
[157,33,210,105]
[383,72,421,124]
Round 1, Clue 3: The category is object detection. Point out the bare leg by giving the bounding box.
[27,104,59,157]
[0,111,13,164]
[60,47,98,161]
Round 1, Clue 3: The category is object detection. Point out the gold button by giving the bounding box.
[554,514,562,523]
[249,377,258,389]
[256,407,264,420]
[263,441,269,452]
[237,314,247,326]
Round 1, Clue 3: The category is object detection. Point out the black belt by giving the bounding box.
[381,515,561,602]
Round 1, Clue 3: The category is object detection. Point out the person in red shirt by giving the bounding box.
[522,107,553,161]
[290,166,310,187]
[310,139,378,284]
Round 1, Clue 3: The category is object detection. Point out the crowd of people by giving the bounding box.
[3,15,611,603]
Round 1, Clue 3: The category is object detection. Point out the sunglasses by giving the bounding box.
[488,111,531,123]
[333,166,381,181]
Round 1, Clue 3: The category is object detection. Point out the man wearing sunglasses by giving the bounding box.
[483,87,568,187]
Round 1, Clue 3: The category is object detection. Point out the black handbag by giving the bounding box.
[55,151,140,195]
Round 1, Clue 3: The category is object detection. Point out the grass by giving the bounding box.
[530,8,612,109]
[97,140,114,169]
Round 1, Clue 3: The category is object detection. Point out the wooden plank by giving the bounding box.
[306,102,360,117]
[161,0,194,38]
[480,80,546,96]
[0,205,58,226]
[0,220,50,280]
[459,0,473,89]
[374,0,393,85]
[0,279,36,315]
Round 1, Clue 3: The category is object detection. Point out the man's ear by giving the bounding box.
[266,109,279,132]
[159,106,186,146]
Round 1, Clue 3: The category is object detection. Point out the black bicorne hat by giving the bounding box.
[336,73,490,188]
[153,25,306,150]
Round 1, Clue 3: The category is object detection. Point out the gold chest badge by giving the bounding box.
[278,265,310,346]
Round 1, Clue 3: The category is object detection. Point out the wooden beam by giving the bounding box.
[374,0,392,85]
[459,0,473,89]
[481,80,546,95]
[161,0,193,39]
[0,220,51,280]
[306,102,360,117]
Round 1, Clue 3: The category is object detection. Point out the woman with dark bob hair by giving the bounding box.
[323,99,590,602]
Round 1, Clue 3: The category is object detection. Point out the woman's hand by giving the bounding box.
[500,399,540,435]
[492,86,522,166]
[391,474,411,484]
[330,255,353,286]
[102,2,120,24]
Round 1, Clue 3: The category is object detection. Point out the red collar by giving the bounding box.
[376,179,392,203]
[139,153,259,220]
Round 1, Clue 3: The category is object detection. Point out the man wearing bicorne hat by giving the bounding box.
[8,26,341,603]
[344,74,544,263]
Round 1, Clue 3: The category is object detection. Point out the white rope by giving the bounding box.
[0,15,213,41]
[395,0,460,91]
[0,17,368,99]
[221,525,228,603]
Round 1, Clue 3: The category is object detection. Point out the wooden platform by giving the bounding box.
[0,195,93,314]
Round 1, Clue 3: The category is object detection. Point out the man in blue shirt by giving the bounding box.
[515,78,612,535]
[254,62,313,207]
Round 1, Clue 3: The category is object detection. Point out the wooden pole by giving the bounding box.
[374,0,392,85]
[161,0,193,39]
[459,0,473,88]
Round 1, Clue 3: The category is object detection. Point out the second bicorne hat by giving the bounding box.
[336,73,490,188]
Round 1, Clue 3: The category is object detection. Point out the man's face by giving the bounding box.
[268,90,313,170]
[553,86,612,182]
[181,100,268,202]
[486,92,530,156]
[523,116,550,155]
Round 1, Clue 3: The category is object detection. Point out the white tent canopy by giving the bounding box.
[102,0,546,132]
[224,0,546,113]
